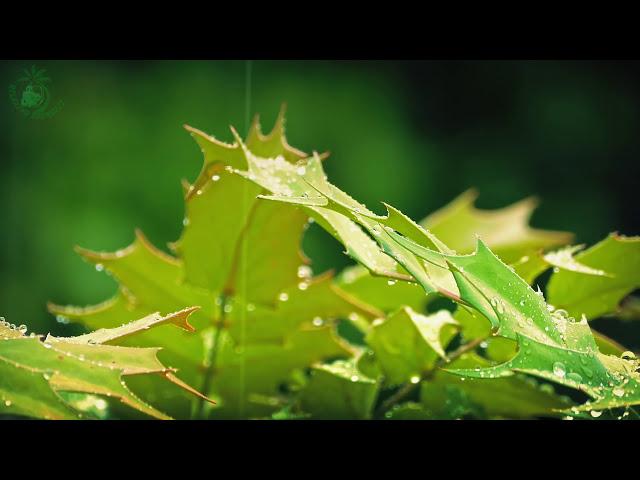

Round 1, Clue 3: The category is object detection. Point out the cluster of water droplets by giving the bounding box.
[297,264,312,291]
[0,317,28,335]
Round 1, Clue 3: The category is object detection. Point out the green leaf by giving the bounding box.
[391,235,640,414]
[420,189,573,263]
[547,234,640,319]
[510,252,551,285]
[420,352,572,419]
[299,359,380,419]
[366,308,458,385]
[50,111,376,418]
[384,402,434,420]
[208,326,354,418]
[337,265,428,313]
[0,311,212,420]
[511,244,610,286]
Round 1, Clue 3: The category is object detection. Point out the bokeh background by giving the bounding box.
[1,60,638,340]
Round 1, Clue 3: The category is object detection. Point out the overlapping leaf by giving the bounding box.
[49,110,377,418]
[238,134,640,416]
[547,234,640,319]
[0,309,211,420]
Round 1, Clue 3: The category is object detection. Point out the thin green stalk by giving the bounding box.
[195,293,228,419]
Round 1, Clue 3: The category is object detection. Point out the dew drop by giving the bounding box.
[621,351,637,361]
[278,292,289,302]
[4,400,11,407]
[95,264,104,272]
[312,317,324,327]
[387,279,397,286]
[552,362,566,379]
[410,375,421,384]
[613,387,625,398]
[590,410,603,418]
[297,265,313,279]
[211,174,220,182]
[567,372,582,383]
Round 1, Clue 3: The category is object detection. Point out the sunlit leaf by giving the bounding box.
[547,234,640,319]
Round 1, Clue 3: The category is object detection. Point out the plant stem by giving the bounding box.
[195,293,228,419]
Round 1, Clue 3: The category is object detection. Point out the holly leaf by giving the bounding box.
[50,109,376,418]
[420,351,572,419]
[337,265,428,313]
[366,308,458,385]
[299,359,380,419]
[0,310,212,420]
[547,234,640,319]
[389,235,640,414]
[420,189,572,263]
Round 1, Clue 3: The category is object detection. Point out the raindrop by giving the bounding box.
[211,175,220,182]
[297,265,312,279]
[567,372,582,383]
[590,410,603,418]
[552,362,566,379]
[387,279,397,286]
[18,325,27,334]
[554,309,569,319]
[4,400,11,407]
[350,375,359,382]
[621,351,637,361]
[410,375,420,384]
[182,218,190,227]
[312,317,324,327]
[95,264,104,272]
[613,387,625,398]
[298,282,309,291]
[278,292,289,302]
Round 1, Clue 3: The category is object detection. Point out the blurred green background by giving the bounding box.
[1,60,638,338]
